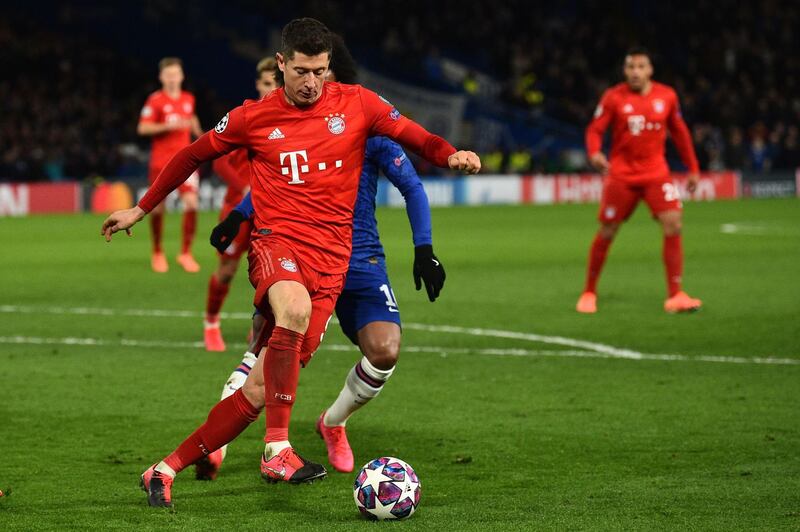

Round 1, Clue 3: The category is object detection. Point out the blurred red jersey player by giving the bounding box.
[102,18,480,507]
[138,57,204,273]
[204,57,281,352]
[578,47,702,314]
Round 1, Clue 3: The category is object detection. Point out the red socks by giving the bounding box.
[182,210,197,254]
[263,327,305,443]
[584,233,612,293]
[163,389,260,473]
[150,212,164,253]
[206,274,231,320]
[663,234,683,296]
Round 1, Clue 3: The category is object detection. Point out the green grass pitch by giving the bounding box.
[1,198,798,530]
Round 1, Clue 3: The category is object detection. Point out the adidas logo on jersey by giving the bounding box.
[268,128,285,140]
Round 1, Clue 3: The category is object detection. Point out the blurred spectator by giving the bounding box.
[480,146,506,174]
[507,146,532,173]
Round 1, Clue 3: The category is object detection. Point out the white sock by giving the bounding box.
[324,357,395,427]
[264,440,291,458]
[217,351,258,459]
[220,351,258,400]
[154,461,176,478]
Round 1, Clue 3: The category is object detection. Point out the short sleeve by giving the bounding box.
[208,105,249,153]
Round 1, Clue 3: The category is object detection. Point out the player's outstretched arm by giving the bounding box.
[360,87,480,174]
[100,132,227,242]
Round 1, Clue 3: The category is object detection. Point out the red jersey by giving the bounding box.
[212,149,250,208]
[586,82,698,181]
[139,82,455,274]
[139,90,196,169]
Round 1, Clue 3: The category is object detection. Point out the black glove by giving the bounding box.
[210,210,246,253]
[413,245,446,302]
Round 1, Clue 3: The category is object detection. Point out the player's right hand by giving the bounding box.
[210,210,246,253]
[101,206,146,242]
[589,152,610,174]
[448,151,481,174]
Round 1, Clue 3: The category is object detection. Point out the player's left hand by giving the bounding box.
[413,245,446,302]
[686,172,700,193]
[448,151,481,174]
[101,206,146,242]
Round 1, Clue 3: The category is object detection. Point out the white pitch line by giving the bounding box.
[0,304,670,358]
[0,335,798,366]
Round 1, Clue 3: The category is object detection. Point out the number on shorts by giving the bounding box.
[379,284,400,312]
[662,182,680,203]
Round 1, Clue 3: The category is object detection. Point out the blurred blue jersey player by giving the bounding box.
[205,35,446,475]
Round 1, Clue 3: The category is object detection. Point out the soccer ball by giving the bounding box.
[353,457,421,520]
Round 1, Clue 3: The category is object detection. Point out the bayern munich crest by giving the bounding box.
[325,113,346,135]
[279,258,298,272]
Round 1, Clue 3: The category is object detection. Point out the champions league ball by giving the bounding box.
[353,457,421,520]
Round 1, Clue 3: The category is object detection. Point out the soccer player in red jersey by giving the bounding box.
[577,48,702,314]
[102,18,479,507]
[138,57,204,273]
[204,58,280,352]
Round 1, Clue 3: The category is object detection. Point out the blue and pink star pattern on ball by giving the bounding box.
[353,457,421,520]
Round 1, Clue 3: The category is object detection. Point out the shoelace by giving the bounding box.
[328,427,348,450]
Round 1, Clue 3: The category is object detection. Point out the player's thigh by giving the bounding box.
[300,273,347,366]
[336,269,401,345]
[248,239,309,318]
[643,179,682,219]
[598,178,640,224]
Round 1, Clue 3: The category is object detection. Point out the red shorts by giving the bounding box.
[598,176,682,223]
[217,201,252,260]
[149,166,199,195]
[248,236,345,366]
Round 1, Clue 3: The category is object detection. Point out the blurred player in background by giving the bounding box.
[102,18,479,507]
[201,34,445,477]
[138,57,204,273]
[204,58,280,352]
[578,48,702,314]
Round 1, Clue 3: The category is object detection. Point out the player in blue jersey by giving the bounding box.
[202,35,446,475]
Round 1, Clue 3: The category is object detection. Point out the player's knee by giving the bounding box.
[276,302,311,332]
[362,335,400,370]
[217,261,238,284]
[660,215,682,236]
[182,194,198,211]
[599,223,619,240]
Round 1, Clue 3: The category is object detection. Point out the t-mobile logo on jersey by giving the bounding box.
[280,150,344,184]
[627,115,663,136]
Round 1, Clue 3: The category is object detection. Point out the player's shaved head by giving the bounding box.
[281,18,333,60]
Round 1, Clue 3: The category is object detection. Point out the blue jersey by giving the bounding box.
[235,136,432,272]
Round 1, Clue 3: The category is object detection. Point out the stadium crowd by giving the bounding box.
[2,0,798,181]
